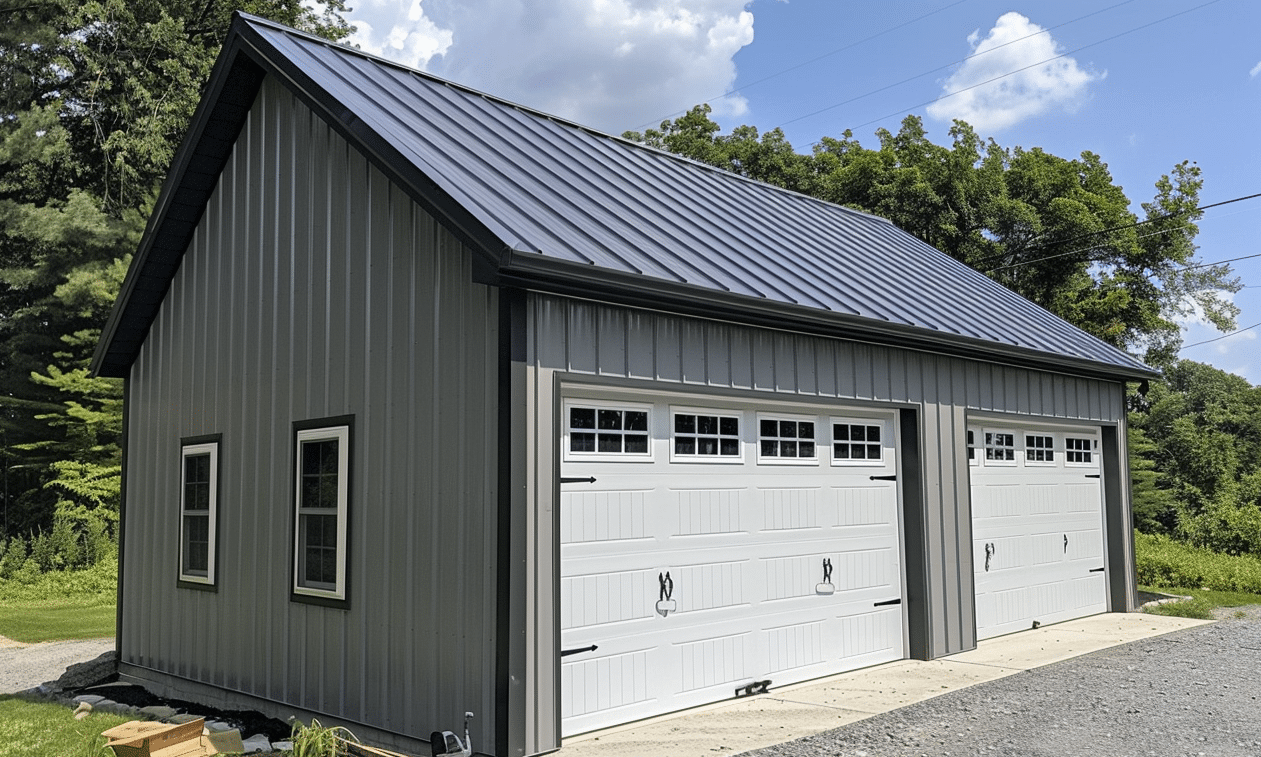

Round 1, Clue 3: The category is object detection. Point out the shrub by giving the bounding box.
[1135,531,1261,593]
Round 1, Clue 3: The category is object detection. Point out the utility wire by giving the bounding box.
[1182,321,1261,350]
[825,0,1223,134]
[775,0,1139,130]
[631,0,974,131]
[980,192,1261,274]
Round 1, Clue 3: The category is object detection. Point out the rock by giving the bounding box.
[139,705,179,720]
[271,740,294,751]
[169,713,204,725]
[72,694,106,706]
[205,720,237,733]
[241,734,273,753]
[52,651,117,692]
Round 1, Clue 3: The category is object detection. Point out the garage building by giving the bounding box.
[92,14,1157,757]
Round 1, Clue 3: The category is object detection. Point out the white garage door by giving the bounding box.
[559,391,906,736]
[969,424,1108,640]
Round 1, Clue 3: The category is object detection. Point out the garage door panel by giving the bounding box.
[971,424,1107,640]
[561,396,905,735]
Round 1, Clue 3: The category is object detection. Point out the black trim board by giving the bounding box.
[497,288,528,757]
[898,408,931,661]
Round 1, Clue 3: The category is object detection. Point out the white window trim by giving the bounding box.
[1064,435,1100,468]
[562,399,654,463]
[1023,433,1057,467]
[982,428,1018,467]
[829,416,888,467]
[756,411,820,466]
[669,405,744,464]
[293,425,350,600]
[179,441,218,585]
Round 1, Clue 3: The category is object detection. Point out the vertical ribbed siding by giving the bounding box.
[523,293,1129,740]
[122,76,499,750]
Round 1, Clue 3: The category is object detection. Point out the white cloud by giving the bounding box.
[1250,60,1261,78]
[346,0,755,134]
[926,12,1100,132]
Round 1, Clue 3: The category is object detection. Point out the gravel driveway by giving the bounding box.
[745,608,1261,757]
[0,635,115,695]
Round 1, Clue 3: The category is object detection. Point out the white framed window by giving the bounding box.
[967,429,979,467]
[1065,436,1097,466]
[1025,434,1055,465]
[984,430,1017,465]
[563,401,652,461]
[293,421,351,602]
[671,407,742,462]
[757,414,817,464]
[831,419,884,465]
[179,438,219,587]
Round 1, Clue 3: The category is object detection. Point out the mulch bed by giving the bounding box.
[74,682,293,743]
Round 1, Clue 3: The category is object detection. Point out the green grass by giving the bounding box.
[0,602,115,643]
[0,696,133,757]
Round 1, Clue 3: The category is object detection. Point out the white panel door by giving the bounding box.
[969,425,1108,640]
[559,393,905,736]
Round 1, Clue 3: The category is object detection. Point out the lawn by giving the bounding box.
[0,602,116,644]
[0,696,133,757]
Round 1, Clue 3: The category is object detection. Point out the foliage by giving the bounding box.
[625,108,1239,362]
[1135,531,1261,594]
[1129,361,1261,555]
[0,697,132,757]
[290,718,359,757]
[1141,595,1214,619]
[0,0,353,542]
[0,553,117,604]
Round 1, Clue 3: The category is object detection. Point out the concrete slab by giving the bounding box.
[555,612,1208,757]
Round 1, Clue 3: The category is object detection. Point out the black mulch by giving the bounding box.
[74,682,292,742]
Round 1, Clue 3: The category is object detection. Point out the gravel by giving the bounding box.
[0,636,115,695]
[745,607,1261,757]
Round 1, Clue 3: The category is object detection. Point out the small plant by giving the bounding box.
[290,717,359,757]
[1143,596,1214,619]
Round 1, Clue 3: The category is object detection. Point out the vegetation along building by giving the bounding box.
[92,13,1159,757]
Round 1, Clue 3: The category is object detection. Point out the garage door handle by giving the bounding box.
[874,598,901,607]
[1085,474,1101,479]
[561,644,598,657]
[1089,567,1105,573]
[869,475,897,481]
[559,476,597,484]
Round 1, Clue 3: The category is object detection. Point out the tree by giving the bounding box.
[626,110,1239,363]
[0,0,353,541]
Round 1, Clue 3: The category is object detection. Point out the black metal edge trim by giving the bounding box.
[116,380,130,658]
[287,414,354,611]
[495,288,525,757]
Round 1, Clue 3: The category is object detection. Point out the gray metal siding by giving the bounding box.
[524,293,1130,743]
[122,76,499,748]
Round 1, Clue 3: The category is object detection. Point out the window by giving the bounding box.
[967,429,978,466]
[673,410,741,460]
[758,416,816,462]
[984,431,1016,462]
[1025,434,1055,464]
[832,421,883,464]
[566,403,650,458]
[179,437,219,587]
[1065,436,1095,465]
[293,420,351,602]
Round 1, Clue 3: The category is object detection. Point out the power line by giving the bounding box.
[829,0,1223,134]
[775,0,1139,130]
[980,191,1261,274]
[1181,321,1261,350]
[631,0,974,132]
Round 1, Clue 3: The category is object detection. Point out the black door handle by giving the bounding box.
[874,598,901,607]
[559,476,597,484]
[1089,567,1105,573]
[869,475,897,481]
[561,645,598,657]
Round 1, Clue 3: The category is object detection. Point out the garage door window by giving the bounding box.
[758,416,816,463]
[984,431,1016,464]
[1065,436,1096,465]
[566,403,651,459]
[1025,434,1055,465]
[672,409,741,461]
[967,430,978,466]
[831,421,883,464]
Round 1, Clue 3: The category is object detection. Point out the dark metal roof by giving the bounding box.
[92,13,1158,381]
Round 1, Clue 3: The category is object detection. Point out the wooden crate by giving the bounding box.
[100,718,213,757]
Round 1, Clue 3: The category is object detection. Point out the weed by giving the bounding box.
[1135,531,1261,594]
[290,717,359,757]
[1143,596,1214,619]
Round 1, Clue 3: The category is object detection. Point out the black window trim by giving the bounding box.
[290,415,354,609]
[177,433,222,592]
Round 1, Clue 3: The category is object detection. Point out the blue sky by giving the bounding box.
[342,0,1261,382]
